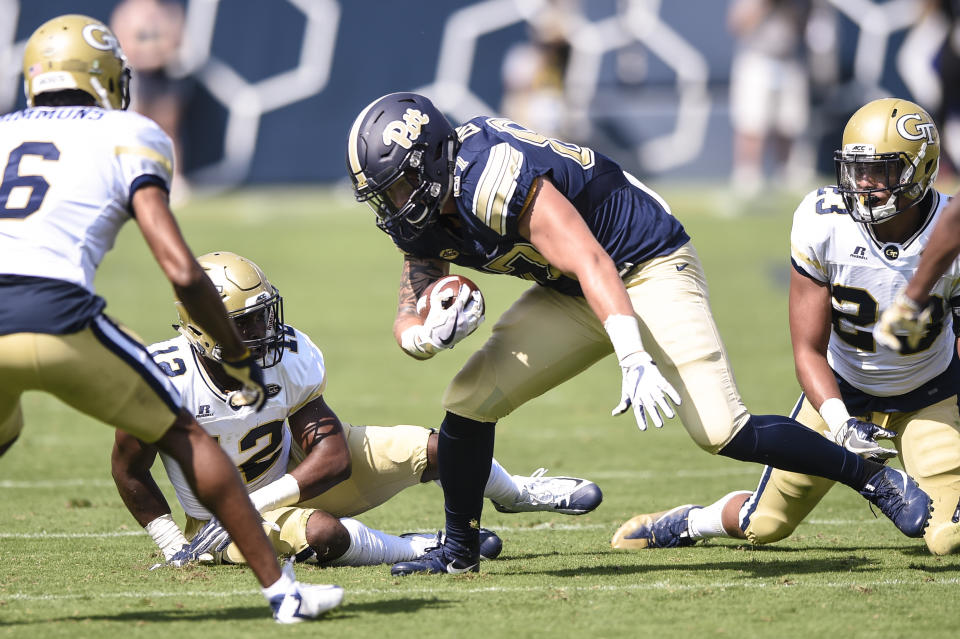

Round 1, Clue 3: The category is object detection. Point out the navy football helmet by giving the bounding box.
[346,92,458,241]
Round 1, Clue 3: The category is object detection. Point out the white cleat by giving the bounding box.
[491,468,603,515]
[268,562,343,624]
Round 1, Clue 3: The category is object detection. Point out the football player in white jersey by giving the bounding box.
[112,252,603,568]
[0,15,341,623]
[612,98,960,556]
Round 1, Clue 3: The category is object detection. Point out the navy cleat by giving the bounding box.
[478,528,503,560]
[610,504,701,550]
[491,468,603,515]
[859,466,932,538]
[401,528,503,561]
[391,535,479,576]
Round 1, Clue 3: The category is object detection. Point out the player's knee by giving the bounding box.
[420,431,439,483]
[924,520,960,555]
[306,511,350,562]
[744,515,797,545]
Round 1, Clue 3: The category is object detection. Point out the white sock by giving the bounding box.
[435,458,520,504]
[261,566,294,601]
[323,518,423,567]
[686,491,753,540]
[482,458,519,503]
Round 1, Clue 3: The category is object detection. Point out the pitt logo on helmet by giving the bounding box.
[897,113,937,144]
[382,109,430,150]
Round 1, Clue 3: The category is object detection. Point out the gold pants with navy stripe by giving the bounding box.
[0,315,181,448]
[443,242,750,453]
[741,396,960,555]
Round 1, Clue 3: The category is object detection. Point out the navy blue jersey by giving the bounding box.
[393,117,689,296]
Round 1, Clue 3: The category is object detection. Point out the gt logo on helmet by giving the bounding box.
[897,113,936,144]
[382,109,430,150]
[82,23,121,55]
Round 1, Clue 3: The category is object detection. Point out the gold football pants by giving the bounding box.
[741,396,960,555]
[0,316,180,448]
[443,242,750,453]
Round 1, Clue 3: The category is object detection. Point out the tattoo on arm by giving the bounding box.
[399,257,447,319]
[297,414,341,451]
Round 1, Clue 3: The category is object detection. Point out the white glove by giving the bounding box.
[401,284,485,358]
[187,516,232,556]
[820,397,897,462]
[874,291,932,352]
[833,418,898,462]
[612,350,681,430]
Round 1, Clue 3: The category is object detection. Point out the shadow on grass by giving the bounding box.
[0,597,451,626]
[496,545,959,579]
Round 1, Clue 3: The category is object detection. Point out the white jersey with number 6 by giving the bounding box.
[150,326,326,519]
[0,107,173,291]
[790,186,959,396]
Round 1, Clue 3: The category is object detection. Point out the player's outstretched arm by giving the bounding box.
[112,430,189,560]
[789,270,897,460]
[132,185,266,408]
[520,177,679,430]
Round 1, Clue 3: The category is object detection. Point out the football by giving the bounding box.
[416,274,483,320]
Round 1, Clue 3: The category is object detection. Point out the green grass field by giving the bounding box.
[1,184,957,638]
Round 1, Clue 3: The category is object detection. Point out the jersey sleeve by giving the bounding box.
[279,327,327,414]
[790,187,835,284]
[111,112,175,204]
[457,140,530,237]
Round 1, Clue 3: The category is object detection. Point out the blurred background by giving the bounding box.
[6,0,960,202]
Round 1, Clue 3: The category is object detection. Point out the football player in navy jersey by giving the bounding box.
[0,15,340,622]
[346,92,933,575]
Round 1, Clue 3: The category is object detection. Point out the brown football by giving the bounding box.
[416,274,483,320]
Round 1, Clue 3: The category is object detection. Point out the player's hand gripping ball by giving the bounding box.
[416,274,484,321]
[400,274,485,358]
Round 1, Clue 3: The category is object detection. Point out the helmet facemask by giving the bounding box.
[834,146,928,224]
[357,141,456,242]
[226,290,285,369]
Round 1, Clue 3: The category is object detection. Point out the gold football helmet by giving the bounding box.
[176,252,286,368]
[23,14,131,110]
[835,97,940,224]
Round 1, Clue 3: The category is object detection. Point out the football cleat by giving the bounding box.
[267,562,343,624]
[611,504,701,550]
[491,468,603,515]
[859,466,932,538]
[401,528,503,561]
[391,536,479,576]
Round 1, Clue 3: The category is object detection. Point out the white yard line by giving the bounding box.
[5,577,959,603]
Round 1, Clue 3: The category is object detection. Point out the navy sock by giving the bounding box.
[719,414,882,489]
[438,411,496,554]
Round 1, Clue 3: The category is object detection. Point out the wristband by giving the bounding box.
[819,397,851,434]
[249,474,301,514]
[603,314,645,362]
[145,513,189,560]
[400,325,436,359]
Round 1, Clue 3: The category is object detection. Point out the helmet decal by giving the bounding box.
[382,109,431,150]
[896,113,937,144]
